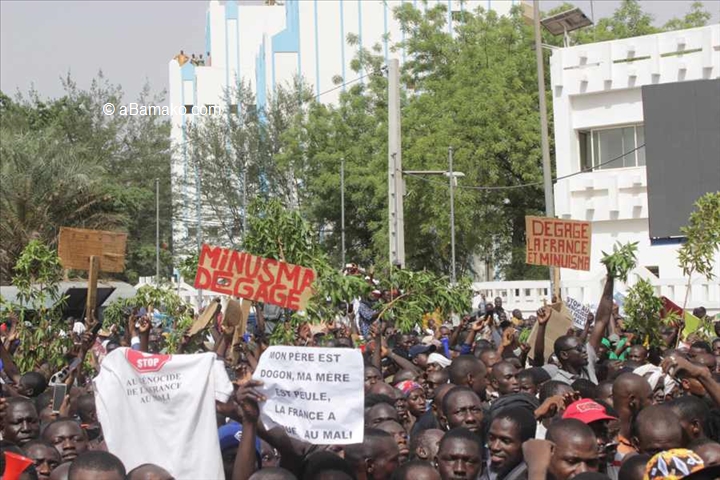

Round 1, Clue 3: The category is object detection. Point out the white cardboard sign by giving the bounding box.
[253,346,364,445]
[566,296,593,330]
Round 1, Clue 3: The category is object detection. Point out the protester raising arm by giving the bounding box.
[533,307,551,366]
[450,316,470,348]
[379,336,420,375]
[523,439,554,480]
[459,317,486,355]
[663,353,720,408]
[577,313,593,344]
[138,315,151,353]
[0,339,22,386]
[589,274,614,353]
[232,380,265,480]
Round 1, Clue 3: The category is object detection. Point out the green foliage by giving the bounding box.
[103,284,194,354]
[6,241,71,372]
[678,192,720,281]
[244,198,321,266]
[662,2,712,31]
[381,268,472,333]
[553,0,711,46]
[623,278,665,348]
[601,242,638,282]
[243,199,370,342]
[177,253,199,283]
[0,75,173,284]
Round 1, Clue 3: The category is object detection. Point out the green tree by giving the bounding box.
[678,192,720,311]
[0,75,174,284]
[1,241,72,372]
[662,2,712,31]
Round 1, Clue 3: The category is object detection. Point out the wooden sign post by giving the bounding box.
[86,256,100,324]
[58,227,127,326]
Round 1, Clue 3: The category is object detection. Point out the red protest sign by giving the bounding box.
[661,296,684,319]
[193,245,316,311]
[525,216,592,271]
[126,350,172,374]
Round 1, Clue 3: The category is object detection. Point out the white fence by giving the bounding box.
[475,266,720,318]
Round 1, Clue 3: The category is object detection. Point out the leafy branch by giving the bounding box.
[623,278,665,348]
[600,241,638,282]
[677,192,720,313]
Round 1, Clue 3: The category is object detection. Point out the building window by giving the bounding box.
[579,125,645,170]
[646,266,660,277]
[229,104,238,115]
[184,105,194,115]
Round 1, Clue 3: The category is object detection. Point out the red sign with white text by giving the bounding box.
[126,350,172,374]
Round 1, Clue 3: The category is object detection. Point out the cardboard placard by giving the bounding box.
[566,297,593,330]
[527,301,574,361]
[253,346,364,445]
[58,227,127,273]
[525,216,591,271]
[194,245,316,311]
[223,299,243,328]
[188,298,221,336]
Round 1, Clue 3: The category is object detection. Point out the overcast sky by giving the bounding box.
[2,0,719,103]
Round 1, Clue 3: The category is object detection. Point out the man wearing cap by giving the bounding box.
[563,399,618,479]
[218,421,262,480]
[409,344,436,370]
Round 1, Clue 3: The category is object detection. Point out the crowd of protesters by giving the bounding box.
[1,267,720,480]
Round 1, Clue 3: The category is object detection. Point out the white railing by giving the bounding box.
[477,267,720,317]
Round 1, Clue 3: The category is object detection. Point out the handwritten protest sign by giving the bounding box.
[566,297,593,329]
[193,244,316,310]
[526,216,591,271]
[253,346,364,445]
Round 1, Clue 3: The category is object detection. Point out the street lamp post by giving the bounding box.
[340,158,346,268]
[405,147,465,286]
[534,1,593,298]
[448,147,457,286]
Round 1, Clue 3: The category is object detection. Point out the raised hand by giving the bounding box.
[522,439,554,472]
[502,328,515,347]
[536,307,551,326]
[534,395,566,420]
[235,379,265,424]
[662,352,707,380]
[138,317,151,335]
[471,318,486,332]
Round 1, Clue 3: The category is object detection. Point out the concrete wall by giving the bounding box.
[549,24,720,310]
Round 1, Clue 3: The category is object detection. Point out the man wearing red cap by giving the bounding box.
[562,399,618,479]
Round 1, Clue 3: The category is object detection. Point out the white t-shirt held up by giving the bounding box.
[94,348,233,480]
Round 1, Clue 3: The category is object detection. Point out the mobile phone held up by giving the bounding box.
[52,383,67,413]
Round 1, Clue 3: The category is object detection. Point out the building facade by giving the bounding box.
[549,24,720,311]
[168,0,517,254]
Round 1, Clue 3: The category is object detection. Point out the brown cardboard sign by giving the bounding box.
[525,216,591,271]
[58,227,127,273]
[527,301,574,361]
[188,298,221,336]
[194,244,316,311]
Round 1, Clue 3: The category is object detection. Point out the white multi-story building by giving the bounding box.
[168,0,517,253]
[548,24,720,312]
